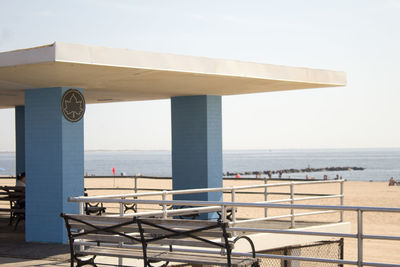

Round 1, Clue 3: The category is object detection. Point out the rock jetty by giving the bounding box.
[224,166,365,177]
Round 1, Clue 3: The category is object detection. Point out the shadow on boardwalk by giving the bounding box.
[0,214,70,265]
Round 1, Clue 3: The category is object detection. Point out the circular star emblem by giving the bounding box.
[61,89,85,122]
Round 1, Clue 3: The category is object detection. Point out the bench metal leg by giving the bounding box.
[75,255,97,267]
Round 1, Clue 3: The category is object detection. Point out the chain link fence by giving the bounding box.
[174,239,343,267]
[259,239,343,267]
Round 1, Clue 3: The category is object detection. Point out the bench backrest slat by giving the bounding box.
[68,222,229,238]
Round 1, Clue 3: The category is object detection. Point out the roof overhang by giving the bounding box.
[0,42,346,108]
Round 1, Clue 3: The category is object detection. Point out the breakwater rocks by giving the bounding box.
[224,166,365,177]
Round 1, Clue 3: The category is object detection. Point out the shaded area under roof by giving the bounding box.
[0,42,346,108]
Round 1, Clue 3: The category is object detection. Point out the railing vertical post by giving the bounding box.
[162,191,167,219]
[79,201,85,253]
[290,182,295,228]
[134,177,138,211]
[118,198,124,267]
[134,176,138,193]
[357,209,363,267]
[120,198,124,217]
[79,201,84,216]
[340,180,344,222]
[264,178,268,218]
[221,205,227,256]
[231,189,236,223]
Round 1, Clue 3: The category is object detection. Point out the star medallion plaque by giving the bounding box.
[61,89,85,122]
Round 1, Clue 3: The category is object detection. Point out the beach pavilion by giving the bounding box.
[0,42,346,243]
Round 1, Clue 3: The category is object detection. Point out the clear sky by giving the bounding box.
[0,0,399,151]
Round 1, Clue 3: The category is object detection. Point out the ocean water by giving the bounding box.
[0,148,399,181]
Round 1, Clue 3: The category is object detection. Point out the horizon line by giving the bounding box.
[1,147,400,153]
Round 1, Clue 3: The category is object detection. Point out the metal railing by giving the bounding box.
[74,179,345,228]
[69,194,400,267]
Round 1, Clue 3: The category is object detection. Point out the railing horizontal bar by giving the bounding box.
[76,180,344,200]
[255,198,292,204]
[102,205,221,218]
[362,261,400,267]
[85,188,334,196]
[256,195,342,205]
[363,234,400,241]
[68,198,400,213]
[293,210,337,217]
[228,227,357,238]
[292,194,343,202]
[231,214,293,224]
[224,191,333,196]
[85,188,135,191]
[86,188,170,191]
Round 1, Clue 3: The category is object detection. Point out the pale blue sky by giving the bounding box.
[0,0,399,151]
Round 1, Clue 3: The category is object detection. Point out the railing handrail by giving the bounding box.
[68,197,400,213]
[74,179,344,199]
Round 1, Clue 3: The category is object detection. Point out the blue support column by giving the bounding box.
[25,87,84,243]
[15,106,25,175]
[171,95,222,214]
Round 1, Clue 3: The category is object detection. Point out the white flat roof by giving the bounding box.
[0,42,346,108]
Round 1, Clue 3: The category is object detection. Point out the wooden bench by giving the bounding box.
[61,213,259,267]
[0,186,25,229]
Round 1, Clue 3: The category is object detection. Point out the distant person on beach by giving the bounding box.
[16,172,26,187]
[278,171,282,178]
[306,175,310,180]
[267,171,272,179]
[323,174,328,180]
[235,173,241,178]
[388,177,398,186]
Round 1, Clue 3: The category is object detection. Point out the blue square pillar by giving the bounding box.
[15,106,25,175]
[25,87,84,243]
[171,95,223,207]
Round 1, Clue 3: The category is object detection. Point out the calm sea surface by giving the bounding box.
[0,148,399,181]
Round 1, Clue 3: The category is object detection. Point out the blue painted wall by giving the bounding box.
[15,106,25,175]
[171,95,223,207]
[24,87,84,243]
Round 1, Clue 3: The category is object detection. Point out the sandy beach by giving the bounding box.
[2,177,400,265]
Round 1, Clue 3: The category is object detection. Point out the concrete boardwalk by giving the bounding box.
[0,214,70,266]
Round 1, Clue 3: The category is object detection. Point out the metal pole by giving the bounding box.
[134,177,138,211]
[79,201,84,215]
[340,181,344,222]
[162,191,167,219]
[231,189,236,223]
[221,205,227,256]
[357,209,363,267]
[119,198,124,266]
[134,176,138,193]
[79,201,84,253]
[290,182,295,228]
[264,178,268,218]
